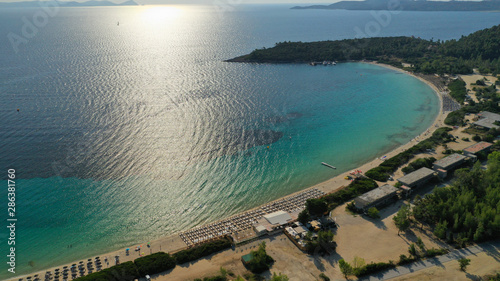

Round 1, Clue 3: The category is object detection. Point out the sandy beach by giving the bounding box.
[8,62,448,281]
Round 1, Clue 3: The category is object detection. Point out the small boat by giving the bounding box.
[321,162,336,169]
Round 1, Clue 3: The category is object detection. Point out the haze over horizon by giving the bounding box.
[0,0,487,6]
[0,0,340,4]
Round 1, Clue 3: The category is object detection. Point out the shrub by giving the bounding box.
[298,209,311,225]
[323,178,378,211]
[173,239,232,265]
[416,237,425,251]
[75,261,140,281]
[401,157,436,174]
[245,242,274,274]
[397,254,416,265]
[445,109,467,126]
[134,252,176,276]
[433,221,448,239]
[408,243,417,256]
[367,207,380,219]
[448,79,467,104]
[459,258,471,271]
[425,247,448,258]
[365,166,391,181]
[203,276,227,281]
[354,261,396,277]
[483,134,495,142]
[338,259,353,278]
[473,135,482,142]
[305,230,336,254]
[306,198,328,216]
[346,201,359,213]
[319,273,330,281]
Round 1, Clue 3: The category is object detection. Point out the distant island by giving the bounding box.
[292,0,500,12]
[0,0,138,8]
[227,24,500,75]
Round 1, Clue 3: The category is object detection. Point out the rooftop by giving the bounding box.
[241,253,253,263]
[264,210,293,226]
[464,141,493,154]
[473,118,499,129]
[474,111,500,129]
[433,153,466,170]
[294,225,308,234]
[255,225,266,233]
[354,184,398,209]
[477,111,500,121]
[398,167,436,186]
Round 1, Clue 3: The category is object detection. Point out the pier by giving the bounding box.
[321,162,336,169]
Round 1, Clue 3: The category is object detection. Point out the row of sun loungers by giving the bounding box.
[16,257,104,281]
[179,188,325,246]
[17,188,326,281]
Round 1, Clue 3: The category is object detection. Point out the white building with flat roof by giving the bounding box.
[253,210,294,234]
[264,210,293,225]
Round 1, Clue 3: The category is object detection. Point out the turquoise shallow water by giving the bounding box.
[0,4,497,278]
[2,62,439,278]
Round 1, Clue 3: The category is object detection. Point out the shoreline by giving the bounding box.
[303,61,446,193]
[7,62,447,281]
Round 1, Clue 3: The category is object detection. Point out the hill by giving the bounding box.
[227,25,500,75]
[292,0,500,12]
[0,0,138,8]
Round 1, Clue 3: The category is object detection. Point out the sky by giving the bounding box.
[0,0,345,3]
[0,0,472,4]
[0,0,339,3]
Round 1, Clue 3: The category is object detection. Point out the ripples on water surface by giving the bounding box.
[0,4,499,277]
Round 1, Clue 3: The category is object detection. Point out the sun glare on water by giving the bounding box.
[141,6,183,23]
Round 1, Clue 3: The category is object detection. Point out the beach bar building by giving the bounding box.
[463,141,493,157]
[397,167,437,189]
[253,210,293,235]
[354,184,398,212]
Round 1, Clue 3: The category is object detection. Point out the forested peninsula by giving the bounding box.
[227,24,500,75]
[292,0,500,12]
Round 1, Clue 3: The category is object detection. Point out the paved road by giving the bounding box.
[358,240,500,281]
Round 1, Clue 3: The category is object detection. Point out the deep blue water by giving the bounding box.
[0,4,498,278]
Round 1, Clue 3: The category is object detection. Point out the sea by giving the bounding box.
[0,3,498,278]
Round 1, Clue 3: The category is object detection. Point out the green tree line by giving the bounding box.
[412,152,500,245]
[232,25,500,75]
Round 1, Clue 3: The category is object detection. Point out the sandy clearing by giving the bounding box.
[459,73,499,104]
